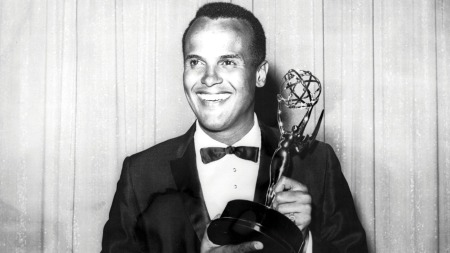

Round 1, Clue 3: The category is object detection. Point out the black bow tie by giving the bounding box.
[200,146,259,164]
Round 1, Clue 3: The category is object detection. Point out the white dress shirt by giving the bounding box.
[194,117,261,219]
[194,116,312,253]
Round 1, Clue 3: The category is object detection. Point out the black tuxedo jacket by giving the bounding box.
[102,123,367,253]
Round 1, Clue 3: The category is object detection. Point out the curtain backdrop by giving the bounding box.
[0,0,449,252]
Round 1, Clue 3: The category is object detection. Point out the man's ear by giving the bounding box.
[256,60,269,88]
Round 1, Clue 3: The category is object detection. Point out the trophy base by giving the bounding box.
[207,200,303,253]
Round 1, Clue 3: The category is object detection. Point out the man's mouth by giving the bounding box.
[197,93,231,102]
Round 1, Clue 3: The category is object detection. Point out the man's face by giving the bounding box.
[183,17,266,140]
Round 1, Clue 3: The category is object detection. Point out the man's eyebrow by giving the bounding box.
[184,54,244,61]
[185,54,203,61]
[220,54,243,60]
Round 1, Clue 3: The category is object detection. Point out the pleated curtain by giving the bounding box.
[0,0,449,252]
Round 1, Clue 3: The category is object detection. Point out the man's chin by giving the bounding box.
[197,120,227,133]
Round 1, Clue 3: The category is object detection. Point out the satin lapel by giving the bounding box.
[253,123,279,204]
[170,126,210,242]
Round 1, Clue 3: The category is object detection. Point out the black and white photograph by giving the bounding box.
[0,0,449,252]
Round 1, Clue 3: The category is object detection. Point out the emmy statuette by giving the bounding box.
[207,70,324,253]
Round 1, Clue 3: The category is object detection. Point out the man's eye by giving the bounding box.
[190,59,199,66]
[223,60,235,66]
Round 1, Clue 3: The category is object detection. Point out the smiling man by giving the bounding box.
[102,3,367,253]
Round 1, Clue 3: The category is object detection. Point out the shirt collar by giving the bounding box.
[194,114,261,150]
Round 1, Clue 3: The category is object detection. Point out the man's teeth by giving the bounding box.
[198,93,231,101]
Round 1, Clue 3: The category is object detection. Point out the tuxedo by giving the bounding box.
[102,123,368,253]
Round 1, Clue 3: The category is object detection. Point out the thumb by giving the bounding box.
[273,176,289,193]
[200,223,220,252]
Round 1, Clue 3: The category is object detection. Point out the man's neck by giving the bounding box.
[198,116,255,146]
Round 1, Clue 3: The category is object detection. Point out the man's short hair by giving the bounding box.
[182,2,266,66]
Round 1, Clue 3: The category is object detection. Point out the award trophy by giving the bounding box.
[207,70,324,253]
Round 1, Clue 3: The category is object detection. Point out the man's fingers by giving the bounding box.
[270,177,312,238]
[274,190,312,204]
[275,201,312,214]
[271,178,311,209]
[221,241,263,253]
[273,176,308,193]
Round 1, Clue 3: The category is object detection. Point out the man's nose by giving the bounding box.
[201,66,223,87]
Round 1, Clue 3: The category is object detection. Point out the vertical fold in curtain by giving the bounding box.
[374,0,438,252]
[73,0,119,251]
[42,0,77,251]
[0,0,48,251]
[437,0,450,252]
[323,0,375,250]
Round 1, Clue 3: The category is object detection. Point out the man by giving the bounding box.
[102,2,367,253]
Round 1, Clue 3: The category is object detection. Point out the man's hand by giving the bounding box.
[200,222,263,253]
[271,176,312,237]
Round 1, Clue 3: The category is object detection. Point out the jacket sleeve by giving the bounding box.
[311,144,368,253]
[101,157,145,253]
